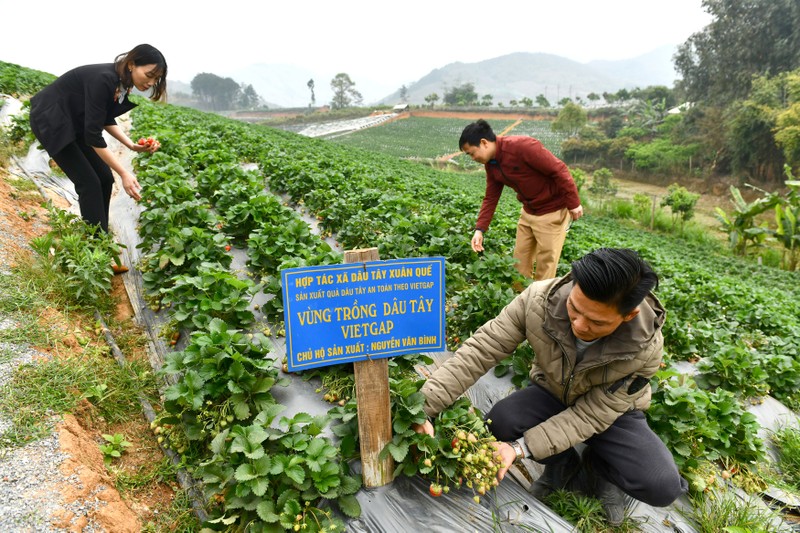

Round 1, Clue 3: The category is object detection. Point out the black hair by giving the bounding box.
[570,248,658,316]
[459,119,496,149]
[114,44,168,101]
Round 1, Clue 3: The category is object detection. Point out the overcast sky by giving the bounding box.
[1,0,712,102]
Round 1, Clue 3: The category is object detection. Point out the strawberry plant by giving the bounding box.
[0,60,55,96]
[197,410,360,532]
[211,170,265,216]
[189,149,238,172]
[195,162,248,199]
[255,251,342,328]
[140,227,232,295]
[137,198,222,252]
[135,164,196,209]
[446,252,522,349]
[247,220,333,277]
[222,193,284,241]
[159,263,259,332]
[695,338,772,398]
[647,369,765,472]
[381,389,503,503]
[157,318,285,444]
[493,342,536,389]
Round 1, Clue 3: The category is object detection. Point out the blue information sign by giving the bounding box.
[281,257,446,371]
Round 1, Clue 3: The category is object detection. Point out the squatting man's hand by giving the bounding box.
[412,420,515,482]
[489,441,517,480]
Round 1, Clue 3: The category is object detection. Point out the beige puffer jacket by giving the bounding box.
[421,274,665,460]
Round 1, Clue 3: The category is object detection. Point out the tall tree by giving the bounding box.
[675,0,800,106]
[774,71,800,170]
[535,94,550,108]
[239,83,260,109]
[725,73,790,182]
[307,78,315,106]
[399,85,409,103]
[443,83,478,106]
[424,93,439,108]
[552,102,587,137]
[330,73,362,109]
[191,73,241,111]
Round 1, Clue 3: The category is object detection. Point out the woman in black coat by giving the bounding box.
[29,44,167,256]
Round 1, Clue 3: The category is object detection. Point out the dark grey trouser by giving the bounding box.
[486,383,688,507]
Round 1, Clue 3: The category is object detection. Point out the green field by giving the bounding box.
[329,116,568,169]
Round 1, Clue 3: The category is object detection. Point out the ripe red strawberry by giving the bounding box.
[225,245,232,252]
[429,483,442,497]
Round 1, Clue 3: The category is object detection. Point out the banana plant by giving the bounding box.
[714,185,778,256]
[771,167,800,270]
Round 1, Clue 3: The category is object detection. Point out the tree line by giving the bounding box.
[189,73,262,111]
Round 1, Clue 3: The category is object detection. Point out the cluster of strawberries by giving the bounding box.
[137,136,161,150]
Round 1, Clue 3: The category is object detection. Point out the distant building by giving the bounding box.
[392,103,409,112]
[667,102,694,115]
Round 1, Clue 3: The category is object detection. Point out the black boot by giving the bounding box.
[529,447,581,500]
[583,448,626,526]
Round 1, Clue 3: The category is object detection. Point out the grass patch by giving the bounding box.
[0,269,66,346]
[6,174,40,193]
[681,488,791,533]
[545,490,641,532]
[113,455,179,494]
[0,348,157,446]
[772,426,800,491]
[140,489,202,532]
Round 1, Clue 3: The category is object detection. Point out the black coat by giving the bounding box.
[29,63,137,156]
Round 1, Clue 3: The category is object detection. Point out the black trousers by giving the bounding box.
[50,141,114,232]
[486,383,688,507]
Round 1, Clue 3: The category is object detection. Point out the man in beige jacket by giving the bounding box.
[414,248,687,525]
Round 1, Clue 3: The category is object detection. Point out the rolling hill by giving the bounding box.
[378,46,679,105]
[204,45,679,108]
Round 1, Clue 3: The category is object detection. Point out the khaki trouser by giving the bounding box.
[513,207,571,280]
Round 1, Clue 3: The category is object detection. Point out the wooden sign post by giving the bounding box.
[344,247,394,487]
[280,250,446,488]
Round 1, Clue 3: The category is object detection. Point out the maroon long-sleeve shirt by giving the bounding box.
[475,136,581,232]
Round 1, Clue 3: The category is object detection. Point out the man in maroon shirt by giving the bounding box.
[460,119,583,281]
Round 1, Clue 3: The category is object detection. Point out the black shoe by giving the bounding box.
[584,449,626,526]
[529,447,581,500]
[594,472,626,526]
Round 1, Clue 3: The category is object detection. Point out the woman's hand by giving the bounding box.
[130,136,161,154]
[130,143,149,154]
[120,171,142,201]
